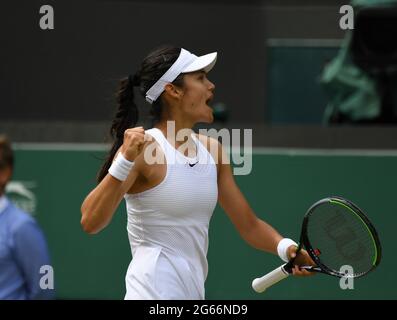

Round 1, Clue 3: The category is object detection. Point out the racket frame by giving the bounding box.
[287,196,382,278]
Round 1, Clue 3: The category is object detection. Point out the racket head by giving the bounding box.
[299,196,381,278]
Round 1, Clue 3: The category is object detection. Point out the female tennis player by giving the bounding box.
[80,45,314,299]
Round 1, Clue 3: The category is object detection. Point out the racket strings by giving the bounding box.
[306,203,377,276]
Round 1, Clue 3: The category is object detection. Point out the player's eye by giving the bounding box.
[197,73,206,81]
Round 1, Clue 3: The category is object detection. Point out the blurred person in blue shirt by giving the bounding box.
[0,135,55,299]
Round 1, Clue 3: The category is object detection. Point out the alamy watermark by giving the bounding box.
[142,121,252,175]
[39,5,54,30]
[339,5,354,30]
[339,265,354,290]
[39,5,354,31]
[39,265,54,290]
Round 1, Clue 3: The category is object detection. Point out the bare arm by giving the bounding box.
[216,143,282,254]
[80,127,145,234]
[80,165,138,234]
[216,140,315,275]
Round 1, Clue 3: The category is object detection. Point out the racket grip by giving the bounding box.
[252,264,290,293]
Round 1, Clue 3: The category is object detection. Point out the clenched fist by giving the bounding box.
[121,127,146,161]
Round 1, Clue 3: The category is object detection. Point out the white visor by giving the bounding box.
[145,48,217,104]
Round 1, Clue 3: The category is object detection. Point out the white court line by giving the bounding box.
[13,143,110,151]
[12,143,397,157]
[242,147,397,157]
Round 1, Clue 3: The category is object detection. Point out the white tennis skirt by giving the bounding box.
[124,246,204,300]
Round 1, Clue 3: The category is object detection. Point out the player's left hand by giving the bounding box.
[287,246,316,277]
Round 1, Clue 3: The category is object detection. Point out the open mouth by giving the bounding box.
[206,95,214,106]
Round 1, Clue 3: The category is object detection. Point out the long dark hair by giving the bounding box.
[97,45,185,183]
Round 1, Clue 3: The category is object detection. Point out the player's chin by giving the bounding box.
[204,113,214,123]
[198,108,214,123]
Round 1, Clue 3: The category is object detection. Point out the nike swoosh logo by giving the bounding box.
[189,162,198,167]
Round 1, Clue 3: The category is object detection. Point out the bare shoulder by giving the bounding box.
[195,133,221,152]
[195,133,227,168]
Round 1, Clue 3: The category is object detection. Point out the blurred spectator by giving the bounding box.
[0,135,55,300]
[321,0,397,124]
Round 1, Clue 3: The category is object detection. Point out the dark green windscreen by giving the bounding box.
[10,148,395,299]
[266,46,339,124]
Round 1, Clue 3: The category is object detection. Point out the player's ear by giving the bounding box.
[164,83,183,101]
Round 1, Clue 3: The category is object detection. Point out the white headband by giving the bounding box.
[145,48,217,104]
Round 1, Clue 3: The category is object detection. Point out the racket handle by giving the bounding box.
[252,264,290,293]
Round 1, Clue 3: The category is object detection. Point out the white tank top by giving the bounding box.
[123,128,218,299]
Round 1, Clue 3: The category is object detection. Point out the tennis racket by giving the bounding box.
[252,196,381,293]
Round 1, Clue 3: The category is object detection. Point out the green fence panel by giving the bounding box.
[10,148,396,299]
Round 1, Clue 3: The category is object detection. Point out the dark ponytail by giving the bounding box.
[97,45,184,183]
[97,75,139,182]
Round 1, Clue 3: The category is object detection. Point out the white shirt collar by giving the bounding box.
[0,195,9,215]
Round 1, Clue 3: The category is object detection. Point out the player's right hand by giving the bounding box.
[121,127,145,161]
